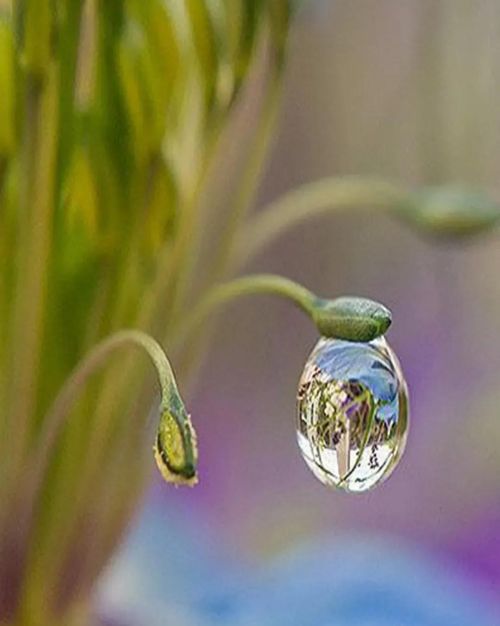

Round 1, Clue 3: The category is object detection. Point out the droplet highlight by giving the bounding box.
[297,336,409,493]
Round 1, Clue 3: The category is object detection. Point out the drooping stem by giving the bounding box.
[175,273,392,348]
[235,176,500,270]
[30,329,197,502]
[15,330,196,623]
[182,274,314,328]
[235,177,409,267]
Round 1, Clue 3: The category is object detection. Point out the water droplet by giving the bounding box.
[297,336,409,493]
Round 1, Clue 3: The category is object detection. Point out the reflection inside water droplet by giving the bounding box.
[297,336,409,493]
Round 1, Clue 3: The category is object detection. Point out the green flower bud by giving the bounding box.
[312,297,392,342]
[405,186,500,238]
[154,407,198,487]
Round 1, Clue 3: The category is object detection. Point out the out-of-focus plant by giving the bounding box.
[0,1,499,625]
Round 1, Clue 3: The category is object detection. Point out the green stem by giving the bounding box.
[205,63,285,284]
[175,273,392,348]
[6,66,59,482]
[55,0,85,195]
[235,177,409,267]
[39,128,220,593]
[17,330,196,618]
[177,274,313,344]
[4,1,58,486]
[138,129,220,334]
[30,329,196,496]
[164,41,286,338]
[173,274,392,385]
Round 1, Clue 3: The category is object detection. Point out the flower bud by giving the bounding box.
[312,297,392,343]
[405,186,500,238]
[155,407,198,487]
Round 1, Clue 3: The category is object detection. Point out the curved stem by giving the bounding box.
[175,273,391,349]
[30,330,197,499]
[13,330,196,620]
[176,274,314,346]
[235,177,410,268]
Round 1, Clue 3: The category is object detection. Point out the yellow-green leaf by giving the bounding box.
[0,19,16,155]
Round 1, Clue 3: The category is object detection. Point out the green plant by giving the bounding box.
[0,1,498,624]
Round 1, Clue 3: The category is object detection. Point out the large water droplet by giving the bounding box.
[297,336,409,493]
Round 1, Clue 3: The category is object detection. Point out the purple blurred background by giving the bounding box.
[101,2,500,621]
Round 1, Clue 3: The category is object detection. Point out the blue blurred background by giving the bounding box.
[99,3,500,624]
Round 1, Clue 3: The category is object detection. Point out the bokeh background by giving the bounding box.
[99,2,500,623]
